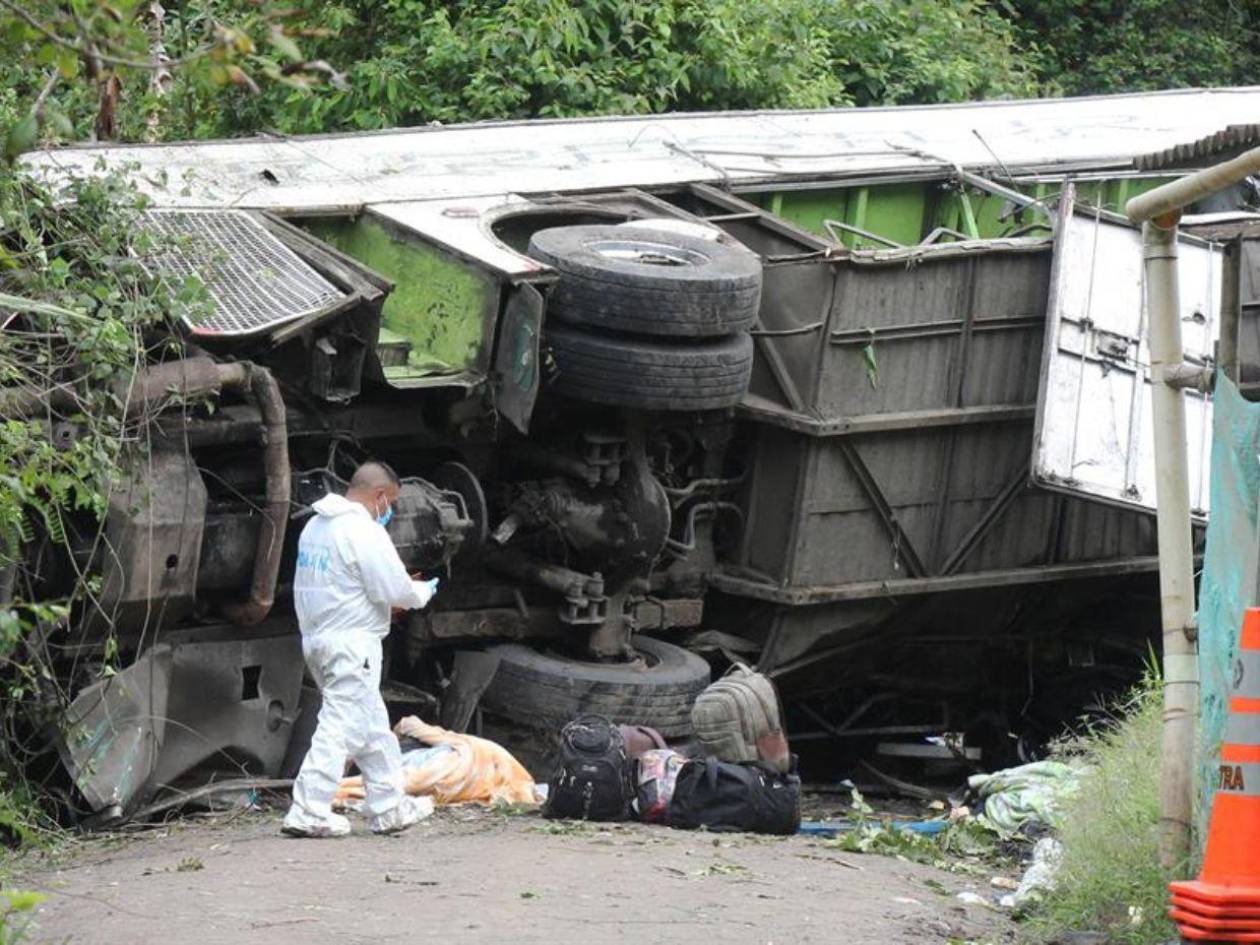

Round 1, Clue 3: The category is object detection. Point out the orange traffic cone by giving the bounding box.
[1171,909,1260,933]
[1173,897,1260,919]
[1178,926,1260,943]
[1169,607,1260,940]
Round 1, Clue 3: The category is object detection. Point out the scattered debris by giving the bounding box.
[384,874,439,887]
[141,857,204,876]
[997,837,1063,911]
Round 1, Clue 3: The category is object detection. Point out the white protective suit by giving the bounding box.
[286,493,435,830]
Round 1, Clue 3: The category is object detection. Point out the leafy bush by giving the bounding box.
[0,164,205,836]
[2,0,1041,145]
[221,0,1038,134]
[1008,0,1260,97]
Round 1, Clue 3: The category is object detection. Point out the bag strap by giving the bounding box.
[703,758,761,791]
[642,726,667,750]
[704,757,721,792]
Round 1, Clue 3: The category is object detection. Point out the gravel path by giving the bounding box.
[6,806,1017,945]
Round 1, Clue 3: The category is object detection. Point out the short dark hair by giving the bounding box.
[349,460,400,491]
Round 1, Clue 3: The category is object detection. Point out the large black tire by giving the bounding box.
[479,636,711,738]
[545,324,753,411]
[528,225,762,337]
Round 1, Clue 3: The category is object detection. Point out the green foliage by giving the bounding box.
[1029,680,1175,945]
[0,773,49,849]
[4,0,1259,150]
[1008,0,1260,96]
[0,168,180,575]
[812,0,1038,106]
[1,0,1042,144]
[819,787,994,865]
[0,890,44,945]
[0,163,203,838]
[224,0,1038,135]
[0,0,344,153]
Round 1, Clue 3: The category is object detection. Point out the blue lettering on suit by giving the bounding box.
[296,545,332,574]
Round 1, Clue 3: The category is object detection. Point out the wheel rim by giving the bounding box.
[585,238,708,268]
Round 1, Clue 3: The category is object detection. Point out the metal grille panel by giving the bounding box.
[141,209,344,337]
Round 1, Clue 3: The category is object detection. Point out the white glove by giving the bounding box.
[411,577,439,608]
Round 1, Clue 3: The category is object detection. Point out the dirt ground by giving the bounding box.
[5,804,1019,945]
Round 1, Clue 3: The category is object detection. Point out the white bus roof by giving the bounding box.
[23,86,1260,276]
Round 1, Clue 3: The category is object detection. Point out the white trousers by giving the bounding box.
[289,632,404,820]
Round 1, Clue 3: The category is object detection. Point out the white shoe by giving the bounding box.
[281,806,351,838]
[369,795,434,835]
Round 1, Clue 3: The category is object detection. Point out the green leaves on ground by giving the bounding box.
[0,889,44,945]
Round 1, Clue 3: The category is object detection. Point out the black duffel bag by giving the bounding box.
[544,714,632,822]
[666,756,801,835]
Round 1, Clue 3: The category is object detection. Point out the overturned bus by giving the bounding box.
[14,86,1260,818]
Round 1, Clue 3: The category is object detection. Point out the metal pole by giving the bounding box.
[1126,145,1260,224]
[1127,149,1260,872]
[1142,217,1199,870]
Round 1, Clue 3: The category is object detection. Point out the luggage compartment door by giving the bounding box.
[1032,185,1221,518]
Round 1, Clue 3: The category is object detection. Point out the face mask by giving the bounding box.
[376,499,394,528]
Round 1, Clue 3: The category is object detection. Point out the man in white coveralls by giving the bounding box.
[282,461,438,838]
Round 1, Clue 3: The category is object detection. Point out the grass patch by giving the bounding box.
[1028,680,1175,945]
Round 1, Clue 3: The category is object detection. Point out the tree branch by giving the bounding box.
[0,0,208,71]
[31,70,59,120]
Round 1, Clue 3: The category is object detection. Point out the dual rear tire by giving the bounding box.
[528,224,762,411]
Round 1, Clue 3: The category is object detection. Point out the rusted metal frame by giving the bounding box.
[805,265,843,413]
[829,313,1042,346]
[927,257,980,571]
[736,429,765,569]
[686,183,836,412]
[836,439,928,578]
[937,463,1030,576]
[267,293,364,348]
[710,555,1166,605]
[783,434,825,584]
[702,212,762,223]
[1043,495,1068,565]
[737,397,1034,436]
[955,168,1053,217]
[686,183,832,251]
[752,321,808,413]
[790,693,948,742]
[751,256,841,413]
[606,187,711,219]
[822,219,903,248]
[1219,236,1243,383]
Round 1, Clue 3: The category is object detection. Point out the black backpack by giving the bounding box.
[544,715,632,821]
[666,757,801,835]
